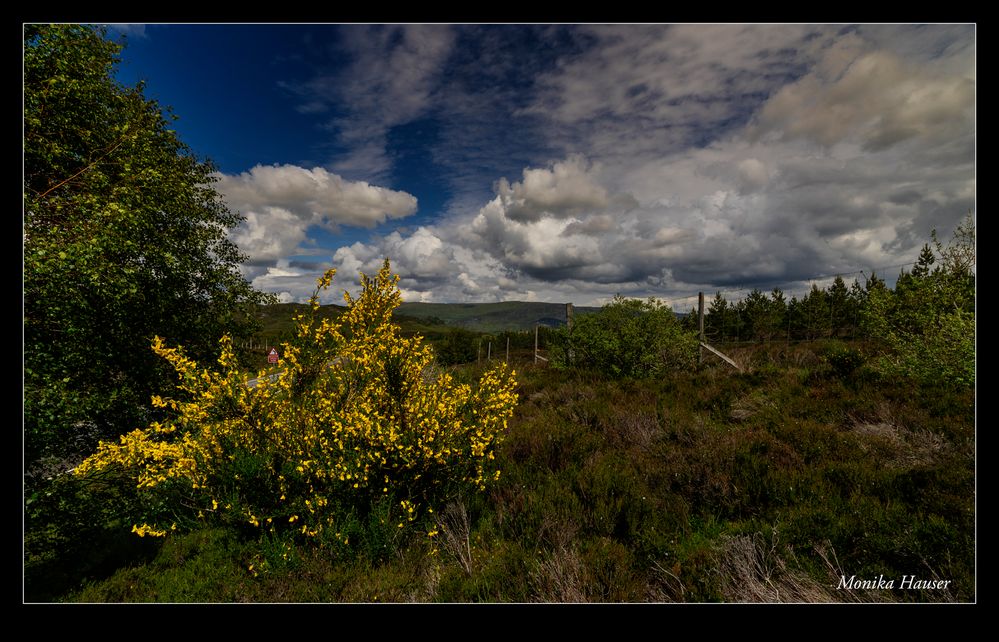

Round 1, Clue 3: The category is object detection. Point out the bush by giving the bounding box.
[550,296,699,379]
[74,260,519,551]
[820,341,866,380]
[861,214,974,389]
[435,328,481,366]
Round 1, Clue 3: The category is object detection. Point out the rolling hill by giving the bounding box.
[247,301,603,339]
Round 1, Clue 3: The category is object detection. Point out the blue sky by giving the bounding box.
[106,23,975,307]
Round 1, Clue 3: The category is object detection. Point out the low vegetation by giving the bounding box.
[27,335,974,602]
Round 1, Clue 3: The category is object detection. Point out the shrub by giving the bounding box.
[74,260,519,551]
[435,328,481,366]
[820,341,866,380]
[861,214,975,389]
[550,296,699,378]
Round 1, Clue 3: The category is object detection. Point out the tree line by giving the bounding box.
[679,219,973,353]
[682,275,877,344]
[549,213,973,389]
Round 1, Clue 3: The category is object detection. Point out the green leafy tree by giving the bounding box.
[551,296,698,378]
[681,305,699,334]
[847,278,867,337]
[768,288,787,342]
[799,284,830,340]
[910,244,936,279]
[742,288,781,341]
[786,295,802,340]
[827,276,852,338]
[862,215,975,388]
[705,292,728,342]
[24,24,269,466]
[725,296,745,341]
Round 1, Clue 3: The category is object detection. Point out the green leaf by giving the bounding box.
[24,24,272,465]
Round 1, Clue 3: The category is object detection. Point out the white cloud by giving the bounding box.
[265,25,975,307]
[230,206,308,264]
[217,164,417,265]
[495,155,609,222]
[562,214,616,237]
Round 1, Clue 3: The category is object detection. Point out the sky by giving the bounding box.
[106,23,975,308]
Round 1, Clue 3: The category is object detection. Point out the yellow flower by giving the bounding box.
[73,259,518,542]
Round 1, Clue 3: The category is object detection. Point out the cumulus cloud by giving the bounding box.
[448,156,705,286]
[562,214,616,237]
[331,226,516,303]
[246,263,325,304]
[495,155,609,222]
[218,164,417,265]
[507,25,973,299]
[332,226,453,285]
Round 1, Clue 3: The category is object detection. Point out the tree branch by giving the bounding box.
[37,136,128,200]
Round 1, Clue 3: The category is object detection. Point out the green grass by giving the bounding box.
[33,341,975,603]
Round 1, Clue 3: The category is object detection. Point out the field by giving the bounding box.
[26,339,975,603]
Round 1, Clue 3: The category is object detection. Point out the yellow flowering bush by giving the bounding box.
[75,260,518,552]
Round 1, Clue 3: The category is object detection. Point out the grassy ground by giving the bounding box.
[33,341,974,603]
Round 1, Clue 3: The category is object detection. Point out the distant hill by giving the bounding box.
[397,301,602,333]
[247,301,603,338]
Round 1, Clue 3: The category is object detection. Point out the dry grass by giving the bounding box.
[729,390,776,422]
[718,343,823,372]
[714,529,891,603]
[416,560,441,602]
[848,400,950,469]
[529,512,587,602]
[606,406,659,451]
[436,500,473,576]
[648,560,687,602]
[529,544,587,602]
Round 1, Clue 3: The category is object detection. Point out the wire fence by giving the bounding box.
[236,261,920,363]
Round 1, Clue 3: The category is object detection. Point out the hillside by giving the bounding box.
[248,301,602,338]
[398,301,601,332]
